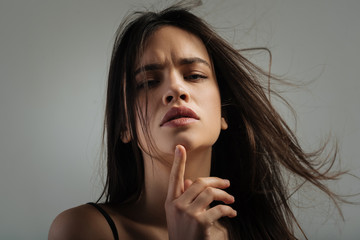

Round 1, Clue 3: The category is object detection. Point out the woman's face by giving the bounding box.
[133,26,227,159]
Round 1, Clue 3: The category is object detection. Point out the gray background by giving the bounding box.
[0,0,359,239]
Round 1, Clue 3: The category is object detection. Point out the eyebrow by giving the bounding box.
[134,57,211,76]
[178,57,210,68]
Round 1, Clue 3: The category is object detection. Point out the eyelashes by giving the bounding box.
[136,73,208,90]
[136,80,160,90]
[184,74,208,81]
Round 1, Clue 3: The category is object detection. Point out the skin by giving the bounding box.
[48,26,236,240]
[135,25,226,162]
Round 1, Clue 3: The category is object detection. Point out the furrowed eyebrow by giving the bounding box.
[134,64,164,76]
[134,57,211,76]
[179,57,210,68]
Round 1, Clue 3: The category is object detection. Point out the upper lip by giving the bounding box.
[160,106,199,126]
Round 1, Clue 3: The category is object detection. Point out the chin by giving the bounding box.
[171,141,214,154]
[152,132,220,157]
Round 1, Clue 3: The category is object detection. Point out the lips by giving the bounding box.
[160,106,200,127]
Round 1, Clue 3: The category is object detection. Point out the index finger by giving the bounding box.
[166,145,187,200]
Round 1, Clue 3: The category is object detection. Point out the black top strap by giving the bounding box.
[87,202,119,240]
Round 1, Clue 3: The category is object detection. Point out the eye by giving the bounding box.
[136,80,160,90]
[184,74,208,81]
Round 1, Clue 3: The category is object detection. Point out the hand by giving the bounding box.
[165,145,237,240]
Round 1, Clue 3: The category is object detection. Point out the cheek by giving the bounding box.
[198,87,222,134]
[206,88,222,114]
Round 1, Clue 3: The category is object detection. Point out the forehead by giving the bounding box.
[139,25,211,66]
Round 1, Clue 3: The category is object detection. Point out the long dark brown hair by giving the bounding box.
[101,1,344,239]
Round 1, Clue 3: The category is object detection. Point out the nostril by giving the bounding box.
[180,94,186,100]
[166,95,173,103]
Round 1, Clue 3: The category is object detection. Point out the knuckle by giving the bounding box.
[194,177,206,186]
[214,205,224,213]
[218,205,232,215]
[204,186,215,195]
[173,201,185,211]
[164,199,185,212]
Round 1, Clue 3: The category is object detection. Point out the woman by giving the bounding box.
[49,1,343,239]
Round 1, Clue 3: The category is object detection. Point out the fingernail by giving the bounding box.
[224,179,230,185]
[175,145,180,157]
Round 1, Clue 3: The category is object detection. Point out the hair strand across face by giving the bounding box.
[100,2,346,239]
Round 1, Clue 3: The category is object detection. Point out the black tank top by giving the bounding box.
[87,202,119,240]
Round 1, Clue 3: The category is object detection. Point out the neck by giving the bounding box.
[137,146,212,227]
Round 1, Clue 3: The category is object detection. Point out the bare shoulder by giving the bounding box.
[48,204,115,240]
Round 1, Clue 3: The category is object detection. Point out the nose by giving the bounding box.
[162,73,190,105]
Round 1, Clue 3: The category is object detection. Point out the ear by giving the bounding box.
[221,117,228,130]
[121,129,131,143]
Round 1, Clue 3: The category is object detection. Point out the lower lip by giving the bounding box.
[161,118,198,127]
